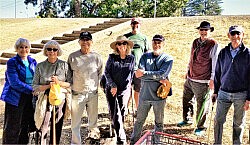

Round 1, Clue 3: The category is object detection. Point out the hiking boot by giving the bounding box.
[117,137,126,145]
[116,140,125,145]
[194,128,207,136]
[85,137,100,145]
[177,121,192,127]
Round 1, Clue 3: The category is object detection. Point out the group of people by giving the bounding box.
[0,17,249,145]
[176,21,250,145]
[0,31,103,145]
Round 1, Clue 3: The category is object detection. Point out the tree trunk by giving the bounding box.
[74,0,81,17]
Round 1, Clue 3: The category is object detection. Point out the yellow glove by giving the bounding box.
[157,80,172,99]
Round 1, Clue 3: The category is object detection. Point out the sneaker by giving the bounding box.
[177,121,192,127]
[194,128,206,136]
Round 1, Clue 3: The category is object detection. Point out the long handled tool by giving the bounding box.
[52,106,56,145]
[131,88,135,124]
[193,89,210,133]
[206,102,215,144]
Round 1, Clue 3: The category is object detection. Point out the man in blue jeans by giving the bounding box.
[212,25,250,144]
[130,35,173,144]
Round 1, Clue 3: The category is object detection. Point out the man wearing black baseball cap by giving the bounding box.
[131,34,173,144]
[212,25,250,144]
[177,21,220,136]
[79,31,92,40]
[68,31,103,144]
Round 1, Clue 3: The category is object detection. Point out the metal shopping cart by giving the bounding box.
[135,130,207,145]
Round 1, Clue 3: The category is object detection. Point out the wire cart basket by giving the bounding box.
[135,130,207,145]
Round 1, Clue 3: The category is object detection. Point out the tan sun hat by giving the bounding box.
[110,35,134,50]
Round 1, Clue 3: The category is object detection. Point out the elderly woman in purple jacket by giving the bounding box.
[103,36,134,144]
[0,38,37,144]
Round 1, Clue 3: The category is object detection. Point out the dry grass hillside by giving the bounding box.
[0,16,250,144]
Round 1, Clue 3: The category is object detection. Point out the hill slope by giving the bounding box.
[0,16,249,144]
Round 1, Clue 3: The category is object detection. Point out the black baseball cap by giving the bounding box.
[79,31,92,40]
[152,34,165,42]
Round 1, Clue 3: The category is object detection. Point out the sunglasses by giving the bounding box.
[153,41,162,44]
[80,38,91,41]
[47,48,58,52]
[230,31,241,36]
[116,41,128,46]
[199,29,209,31]
[131,21,139,25]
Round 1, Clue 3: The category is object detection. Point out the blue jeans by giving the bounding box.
[214,90,247,144]
[130,99,166,144]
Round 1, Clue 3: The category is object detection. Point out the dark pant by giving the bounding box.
[106,89,130,142]
[2,94,35,144]
[182,79,210,128]
[39,99,66,145]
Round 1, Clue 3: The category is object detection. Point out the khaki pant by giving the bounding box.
[71,92,99,144]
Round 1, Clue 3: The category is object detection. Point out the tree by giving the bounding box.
[24,0,70,17]
[155,0,188,17]
[24,0,189,18]
[183,0,223,16]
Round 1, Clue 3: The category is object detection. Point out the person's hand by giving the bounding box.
[110,87,117,97]
[32,90,39,96]
[160,79,169,86]
[244,100,250,111]
[51,75,59,84]
[209,79,214,90]
[211,94,217,105]
[135,69,144,78]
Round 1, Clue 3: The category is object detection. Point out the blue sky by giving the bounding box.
[0,0,250,18]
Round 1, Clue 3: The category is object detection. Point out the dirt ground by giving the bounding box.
[0,16,250,144]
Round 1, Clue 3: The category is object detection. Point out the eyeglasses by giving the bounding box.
[47,48,58,52]
[116,41,128,46]
[199,29,209,31]
[230,31,241,36]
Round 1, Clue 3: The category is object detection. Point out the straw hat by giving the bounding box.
[110,36,134,50]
